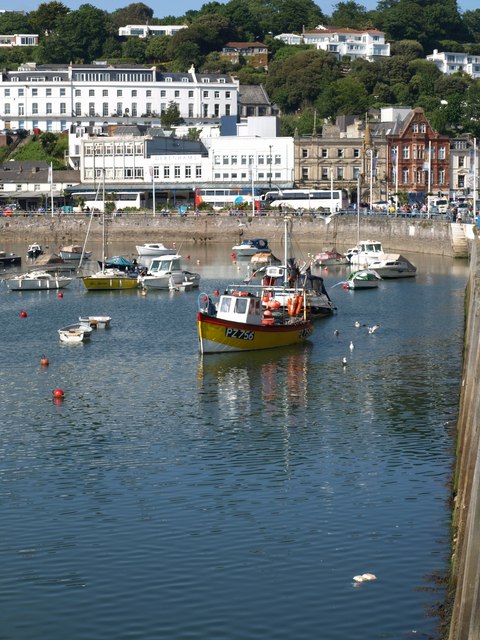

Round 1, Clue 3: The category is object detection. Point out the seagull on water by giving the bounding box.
[368,324,380,334]
[334,329,340,336]
[349,341,354,351]
[354,320,361,328]
[342,357,348,367]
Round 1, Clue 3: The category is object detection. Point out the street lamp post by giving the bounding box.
[268,145,272,190]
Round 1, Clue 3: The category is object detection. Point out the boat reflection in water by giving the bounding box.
[198,343,311,427]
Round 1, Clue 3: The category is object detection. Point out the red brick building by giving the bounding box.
[387,107,450,201]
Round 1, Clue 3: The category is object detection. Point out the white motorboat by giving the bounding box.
[27,243,44,259]
[346,269,382,289]
[79,315,112,329]
[135,242,172,257]
[7,270,73,290]
[346,240,385,267]
[59,244,92,261]
[139,254,200,290]
[58,323,94,343]
[367,254,417,278]
[231,238,271,257]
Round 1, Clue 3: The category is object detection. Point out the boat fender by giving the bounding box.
[295,294,303,315]
[287,297,295,316]
[232,291,239,296]
[240,291,248,297]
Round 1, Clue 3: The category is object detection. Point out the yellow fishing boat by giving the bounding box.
[197,289,313,354]
[82,269,139,291]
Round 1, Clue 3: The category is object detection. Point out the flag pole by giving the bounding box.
[49,162,54,218]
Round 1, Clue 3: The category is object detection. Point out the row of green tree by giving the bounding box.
[1,0,479,67]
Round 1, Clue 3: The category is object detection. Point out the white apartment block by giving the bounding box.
[71,124,294,194]
[0,62,239,133]
[276,26,390,61]
[0,34,38,47]
[118,24,187,38]
[427,49,480,79]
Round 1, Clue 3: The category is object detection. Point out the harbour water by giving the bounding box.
[0,241,468,639]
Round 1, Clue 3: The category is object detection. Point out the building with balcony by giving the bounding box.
[0,34,38,47]
[0,62,239,133]
[222,42,269,68]
[426,49,480,78]
[275,26,390,61]
[118,24,187,38]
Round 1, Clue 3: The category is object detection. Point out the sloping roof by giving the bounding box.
[304,26,385,35]
[224,42,267,49]
[239,84,271,106]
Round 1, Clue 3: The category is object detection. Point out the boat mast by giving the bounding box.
[283,215,290,287]
[102,170,106,273]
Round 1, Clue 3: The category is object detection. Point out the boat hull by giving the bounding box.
[370,268,416,279]
[198,312,313,354]
[7,275,72,290]
[82,275,138,290]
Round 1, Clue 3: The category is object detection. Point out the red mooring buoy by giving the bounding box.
[213,290,219,296]
[58,292,63,299]
[52,388,65,399]
[20,310,27,318]
[40,356,49,366]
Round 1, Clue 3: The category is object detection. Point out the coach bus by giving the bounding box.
[262,189,349,211]
[194,187,263,209]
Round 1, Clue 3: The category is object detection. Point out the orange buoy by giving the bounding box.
[20,310,27,318]
[40,356,49,366]
[52,389,64,399]
[267,299,281,310]
[263,309,273,317]
[58,292,63,299]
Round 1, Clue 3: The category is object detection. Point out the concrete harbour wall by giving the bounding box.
[448,237,480,640]
[0,214,462,256]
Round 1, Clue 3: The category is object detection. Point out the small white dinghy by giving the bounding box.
[58,323,94,344]
[79,315,112,329]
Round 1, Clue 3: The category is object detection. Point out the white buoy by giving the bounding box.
[354,320,361,327]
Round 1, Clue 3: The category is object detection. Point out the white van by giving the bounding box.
[427,196,448,213]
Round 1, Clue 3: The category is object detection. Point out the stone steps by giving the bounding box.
[451,223,469,258]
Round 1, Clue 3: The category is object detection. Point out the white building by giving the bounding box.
[118,24,187,38]
[0,62,239,133]
[0,34,38,47]
[276,26,390,61]
[427,49,480,79]
[67,118,294,206]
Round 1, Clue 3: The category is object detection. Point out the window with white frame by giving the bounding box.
[439,169,445,184]
[117,89,122,97]
[302,167,309,180]
[337,148,344,158]
[225,105,231,115]
[164,166,170,179]
[174,166,180,178]
[135,168,143,179]
[4,88,9,97]
[60,102,66,114]
[322,148,328,158]
[196,165,201,178]
[103,103,108,116]
[402,168,409,183]
[103,89,108,97]
[60,88,66,96]
[18,104,24,116]
[185,166,191,178]
[32,102,38,114]
[275,154,281,164]
[302,148,308,158]
[4,103,9,114]
[75,103,81,116]
[337,166,344,179]
[89,89,94,96]
[438,146,446,159]
[46,102,52,114]
[32,88,37,96]
[402,145,410,159]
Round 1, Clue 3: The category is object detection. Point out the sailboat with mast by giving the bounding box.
[82,172,139,291]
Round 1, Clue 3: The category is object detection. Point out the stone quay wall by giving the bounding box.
[0,213,458,256]
[448,236,480,640]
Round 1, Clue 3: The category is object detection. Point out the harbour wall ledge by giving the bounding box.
[448,237,480,640]
[0,214,462,256]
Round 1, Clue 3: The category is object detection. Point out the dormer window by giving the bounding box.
[202,78,210,83]
[165,77,172,82]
